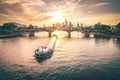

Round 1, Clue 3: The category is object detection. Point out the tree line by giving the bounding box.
[93,22,120,35]
[0,22,120,36]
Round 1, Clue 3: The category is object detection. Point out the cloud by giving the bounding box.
[93,2,110,7]
[99,13,120,25]
[0,0,83,17]
[0,0,20,4]
[0,6,9,15]
[0,13,8,19]
[5,3,25,16]
[0,0,120,26]
[73,13,120,25]
[7,0,83,22]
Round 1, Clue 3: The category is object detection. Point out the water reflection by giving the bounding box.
[94,34,111,39]
[0,32,120,80]
[35,35,57,63]
[35,53,52,63]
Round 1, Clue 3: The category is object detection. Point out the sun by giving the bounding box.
[53,30,59,35]
[52,12,63,22]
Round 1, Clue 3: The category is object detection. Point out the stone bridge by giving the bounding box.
[28,27,91,38]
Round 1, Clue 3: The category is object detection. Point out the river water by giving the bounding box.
[0,31,120,80]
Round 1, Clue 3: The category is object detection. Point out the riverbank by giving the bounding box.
[0,33,24,38]
[94,33,120,38]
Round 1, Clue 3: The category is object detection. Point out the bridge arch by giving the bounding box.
[34,31,49,37]
[52,31,68,38]
[71,31,83,38]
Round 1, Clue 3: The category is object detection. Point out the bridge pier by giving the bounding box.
[29,31,35,37]
[48,31,52,38]
[68,31,71,38]
[84,33,90,38]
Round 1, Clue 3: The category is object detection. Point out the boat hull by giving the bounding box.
[35,50,53,59]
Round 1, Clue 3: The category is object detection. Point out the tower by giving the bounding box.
[65,18,68,27]
[77,22,79,28]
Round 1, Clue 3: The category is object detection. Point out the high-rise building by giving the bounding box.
[65,18,68,27]
[77,22,79,28]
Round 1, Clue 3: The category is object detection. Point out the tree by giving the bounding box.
[1,22,17,30]
[101,24,111,33]
[113,23,120,35]
[94,23,111,33]
[94,23,101,31]
[28,24,34,29]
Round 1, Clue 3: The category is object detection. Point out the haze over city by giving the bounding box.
[0,0,120,26]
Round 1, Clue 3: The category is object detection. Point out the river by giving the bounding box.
[0,31,120,80]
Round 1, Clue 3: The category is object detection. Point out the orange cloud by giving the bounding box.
[0,0,120,26]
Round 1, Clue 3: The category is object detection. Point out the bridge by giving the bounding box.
[28,27,91,38]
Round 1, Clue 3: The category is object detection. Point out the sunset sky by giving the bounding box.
[0,0,120,26]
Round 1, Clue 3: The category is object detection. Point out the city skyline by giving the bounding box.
[0,0,120,26]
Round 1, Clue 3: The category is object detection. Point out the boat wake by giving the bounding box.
[34,35,58,62]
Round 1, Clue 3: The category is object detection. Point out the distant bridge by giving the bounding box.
[27,27,92,38]
[14,27,92,38]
